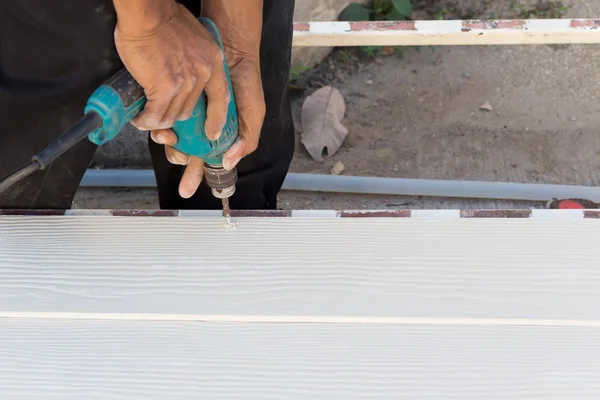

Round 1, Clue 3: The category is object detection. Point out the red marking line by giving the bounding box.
[350,21,416,31]
[341,210,412,218]
[111,210,179,217]
[460,210,532,218]
[293,23,310,32]
[230,210,292,218]
[463,20,526,30]
[570,20,600,28]
[584,211,600,219]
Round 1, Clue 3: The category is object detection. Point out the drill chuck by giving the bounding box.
[204,164,237,199]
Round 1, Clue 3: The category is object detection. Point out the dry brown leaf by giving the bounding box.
[300,86,348,162]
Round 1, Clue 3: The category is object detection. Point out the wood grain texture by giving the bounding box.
[1,216,600,320]
[2,319,600,399]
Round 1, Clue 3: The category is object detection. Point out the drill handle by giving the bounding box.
[85,69,146,145]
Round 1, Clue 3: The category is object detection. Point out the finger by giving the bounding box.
[203,51,230,141]
[161,73,198,125]
[180,75,207,121]
[221,59,265,171]
[222,139,244,171]
[165,146,191,166]
[179,157,205,199]
[222,103,266,171]
[150,129,178,146]
[131,79,183,131]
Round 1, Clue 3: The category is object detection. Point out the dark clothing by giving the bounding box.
[0,0,296,210]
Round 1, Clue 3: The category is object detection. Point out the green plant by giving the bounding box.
[433,3,446,20]
[511,1,568,19]
[339,49,352,64]
[289,64,311,82]
[339,3,371,21]
[361,46,383,57]
[339,0,421,58]
[385,0,413,20]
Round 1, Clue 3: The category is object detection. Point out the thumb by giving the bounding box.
[222,110,264,171]
[222,62,266,170]
[223,91,265,170]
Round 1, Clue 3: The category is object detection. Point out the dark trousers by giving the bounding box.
[0,0,295,210]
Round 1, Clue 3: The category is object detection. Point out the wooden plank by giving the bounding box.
[292,20,600,47]
[1,319,600,399]
[1,216,600,320]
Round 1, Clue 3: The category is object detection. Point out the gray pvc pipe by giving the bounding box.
[81,169,600,202]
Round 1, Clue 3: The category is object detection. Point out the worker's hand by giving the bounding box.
[114,1,265,198]
[149,53,265,198]
[219,54,266,175]
[113,1,231,198]
[115,2,229,134]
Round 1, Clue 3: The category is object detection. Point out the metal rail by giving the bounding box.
[80,170,600,202]
[292,19,600,46]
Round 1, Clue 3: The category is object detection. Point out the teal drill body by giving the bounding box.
[85,17,238,167]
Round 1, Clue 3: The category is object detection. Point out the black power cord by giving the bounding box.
[0,112,102,195]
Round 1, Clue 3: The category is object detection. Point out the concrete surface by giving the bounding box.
[76,0,600,210]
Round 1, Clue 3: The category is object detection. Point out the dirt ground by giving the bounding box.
[75,0,600,210]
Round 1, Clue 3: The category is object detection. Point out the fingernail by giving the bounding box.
[177,112,193,121]
[132,121,149,131]
[179,185,192,199]
[223,157,241,171]
[212,131,222,141]
[154,133,165,144]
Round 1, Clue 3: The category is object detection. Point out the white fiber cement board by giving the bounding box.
[0,216,599,320]
[1,319,600,399]
[1,214,600,398]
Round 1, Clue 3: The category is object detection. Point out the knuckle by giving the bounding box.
[197,63,212,80]
[162,74,184,95]
[163,74,178,89]
[167,148,190,165]
[150,131,160,142]
[173,153,184,164]
[165,150,177,164]
[159,114,177,128]
[181,74,196,92]
[255,105,267,122]
[179,155,191,165]
[213,49,224,64]
[160,120,175,129]
[132,115,155,131]
[246,140,259,154]
[179,107,194,121]
[174,74,185,87]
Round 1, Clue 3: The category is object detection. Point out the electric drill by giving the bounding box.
[0,17,238,218]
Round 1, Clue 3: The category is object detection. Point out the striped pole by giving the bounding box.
[293,19,600,47]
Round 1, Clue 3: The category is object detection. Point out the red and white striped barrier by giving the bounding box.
[293,19,600,47]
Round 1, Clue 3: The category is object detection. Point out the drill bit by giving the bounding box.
[221,197,231,223]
